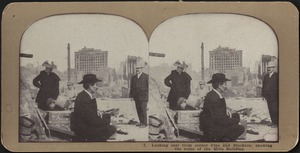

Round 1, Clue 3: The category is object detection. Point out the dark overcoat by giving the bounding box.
[71,91,113,140]
[129,73,149,102]
[262,72,278,102]
[262,72,278,124]
[164,70,192,109]
[199,90,242,140]
[33,70,60,110]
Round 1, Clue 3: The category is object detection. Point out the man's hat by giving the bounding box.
[136,60,146,68]
[267,61,276,68]
[78,74,102,84]
[42,61,57,69]
[177,97,187,106]
[207,73,231,84]
[174,60,188,69]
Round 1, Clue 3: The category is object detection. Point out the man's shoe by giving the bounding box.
[139,124,147,128]
[136,123,143,127]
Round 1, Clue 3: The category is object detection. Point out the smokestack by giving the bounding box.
[67,43,71,82]
[201,42,205,81]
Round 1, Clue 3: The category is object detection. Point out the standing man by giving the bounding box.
[65,82,77,101]
[200,73,245,141]
[64,82,77,110]
[33,61,60,110]
[164,60,192,110]
[195,80,209,109]
[71,74,116,141]
[129,62,149,128]
[262,61,278,127]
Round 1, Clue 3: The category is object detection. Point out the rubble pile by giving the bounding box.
[20,75,49,142]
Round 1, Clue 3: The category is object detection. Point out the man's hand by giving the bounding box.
[226,109,232,118]
[97,109,103,118]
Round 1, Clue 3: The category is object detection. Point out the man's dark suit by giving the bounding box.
[33,70,60,110]
[164,70,192,110]
[199,90,245,141]
[129,72,149,125]
[262,72,278,125]
[71,91,116,141]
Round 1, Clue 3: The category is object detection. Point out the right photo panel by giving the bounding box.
[148,14,278,142]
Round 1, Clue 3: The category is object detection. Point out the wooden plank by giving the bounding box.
[48,125,75,136]
[177,124,203,136]
[164,108,179,137]
[176,110,201,124]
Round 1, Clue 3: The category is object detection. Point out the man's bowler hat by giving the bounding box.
[207,73,231,84]
[78,74,102,84]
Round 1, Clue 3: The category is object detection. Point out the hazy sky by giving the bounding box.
[21,14,277,73]
[20,14,149,72]
[149,14,278,73]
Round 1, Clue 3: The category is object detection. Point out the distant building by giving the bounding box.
[75,46,108,74]
[209,46,243,73]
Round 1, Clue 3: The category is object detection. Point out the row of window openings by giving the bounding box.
[75,62,106,64]
[211,63,242,65]
[211,58,242,61]
[76,59,107,62]
[76,55,107,58]
[210,54,242,57]
[77,65,106,68]
[211,61,242,64]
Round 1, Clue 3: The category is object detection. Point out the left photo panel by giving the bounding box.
[19,14,149,142]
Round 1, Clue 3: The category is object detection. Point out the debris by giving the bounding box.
[116,128,128,135]
[127,119,139,125]
[246,129,259,135]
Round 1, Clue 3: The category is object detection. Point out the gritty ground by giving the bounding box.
[97,99,149,141]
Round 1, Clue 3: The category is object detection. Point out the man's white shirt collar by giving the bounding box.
[269,71,275,78]
[137,72,143,78]
[84,89,94,99]
[213,88,223,99]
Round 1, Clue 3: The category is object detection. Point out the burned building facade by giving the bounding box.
[75,46,108,74]
[209,46,243,73]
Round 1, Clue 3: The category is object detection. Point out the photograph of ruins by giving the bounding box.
[19,14,278,142]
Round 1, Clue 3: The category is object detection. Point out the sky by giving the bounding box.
[20,14,277,73]
[20,14,149,72]
[149,14,278,73]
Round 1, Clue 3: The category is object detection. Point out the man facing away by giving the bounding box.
[129,62,149,128]
[200,73,245,142]
[71,74,116,141]
[262,61,278,127]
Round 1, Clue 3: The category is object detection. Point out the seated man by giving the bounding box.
[177,97,196,110]
[199,73,245,142]
[71,74,116,142]
[46,98,64,111]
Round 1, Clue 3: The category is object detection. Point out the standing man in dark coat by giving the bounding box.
[33,61,60,110]
[262,61,278,127]
[164,60,192,110]
[71,74,116,141]
[199,73,245,142]
[129,62,149,128]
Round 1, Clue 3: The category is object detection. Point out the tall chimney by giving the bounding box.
[201,42,205,81]
[67,43,71,82]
